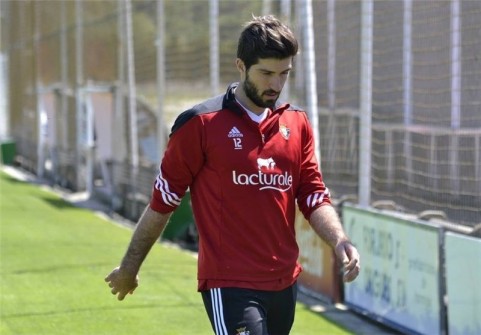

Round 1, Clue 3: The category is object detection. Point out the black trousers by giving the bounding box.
[201,283,298,335]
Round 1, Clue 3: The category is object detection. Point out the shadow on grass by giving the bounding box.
[298,302,403,335]
[1,171,84,211]
[39,193,114,215]
[0,172,29,185]
[4,262,114,275]
[39,196,78,210]
[299,303,355,334]
[2,301,205,319]
[39,193,111,215]
[1,171,107,213]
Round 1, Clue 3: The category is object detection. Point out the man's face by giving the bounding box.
[241,58,292,109]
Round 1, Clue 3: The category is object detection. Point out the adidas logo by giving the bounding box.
[228,126,243,138]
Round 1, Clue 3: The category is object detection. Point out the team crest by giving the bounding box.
[280,124,290,140]
[235,327,250,335]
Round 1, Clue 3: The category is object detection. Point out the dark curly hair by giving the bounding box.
[237,15,299,70]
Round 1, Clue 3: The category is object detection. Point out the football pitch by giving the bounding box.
[0,170,352,335]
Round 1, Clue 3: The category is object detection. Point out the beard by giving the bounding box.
[243,74,279,109]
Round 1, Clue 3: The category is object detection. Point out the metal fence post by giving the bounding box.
[450,0,461,194]
[358,0,373,207]
[34,0,45,178]
[300,0,321,167]
[403,0,413,189]
[75,0,84,191]
[327,0,336,111]
[156,0,166,154]
[209,0,219,96]
[124,0,139,217]
[60,1,68,156]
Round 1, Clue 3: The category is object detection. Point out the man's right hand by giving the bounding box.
[104,267,139,301]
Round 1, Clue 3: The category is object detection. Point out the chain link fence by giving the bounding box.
[1,0,480,226]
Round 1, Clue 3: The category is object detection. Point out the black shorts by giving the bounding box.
[201,283,298,335]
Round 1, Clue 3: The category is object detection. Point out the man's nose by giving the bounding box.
[269,76,283,92]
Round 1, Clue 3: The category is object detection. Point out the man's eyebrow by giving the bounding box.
[257,67,292,74]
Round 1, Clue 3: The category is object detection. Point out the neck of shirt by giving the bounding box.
[235,98,269,124]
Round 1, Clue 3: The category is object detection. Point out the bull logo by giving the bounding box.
[280,124,290,140]
[257,157,276,170]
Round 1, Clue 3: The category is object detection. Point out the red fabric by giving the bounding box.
[150,84,331,291]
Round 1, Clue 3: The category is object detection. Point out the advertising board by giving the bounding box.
[295,210,340,302]
[445,232,481,335]
[343,205,442,335]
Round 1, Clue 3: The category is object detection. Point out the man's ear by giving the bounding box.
[236,58,246,74]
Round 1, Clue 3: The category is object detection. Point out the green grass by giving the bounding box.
[0,171,352,334]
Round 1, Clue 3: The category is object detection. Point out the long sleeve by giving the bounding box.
[150,113,205,214]
[296,112,331,220]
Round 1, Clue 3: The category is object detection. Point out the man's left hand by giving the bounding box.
[335,241,360,282]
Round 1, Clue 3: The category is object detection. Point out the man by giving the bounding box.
[105,15,360,335]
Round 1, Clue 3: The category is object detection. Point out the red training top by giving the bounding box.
[150,83,331,291]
